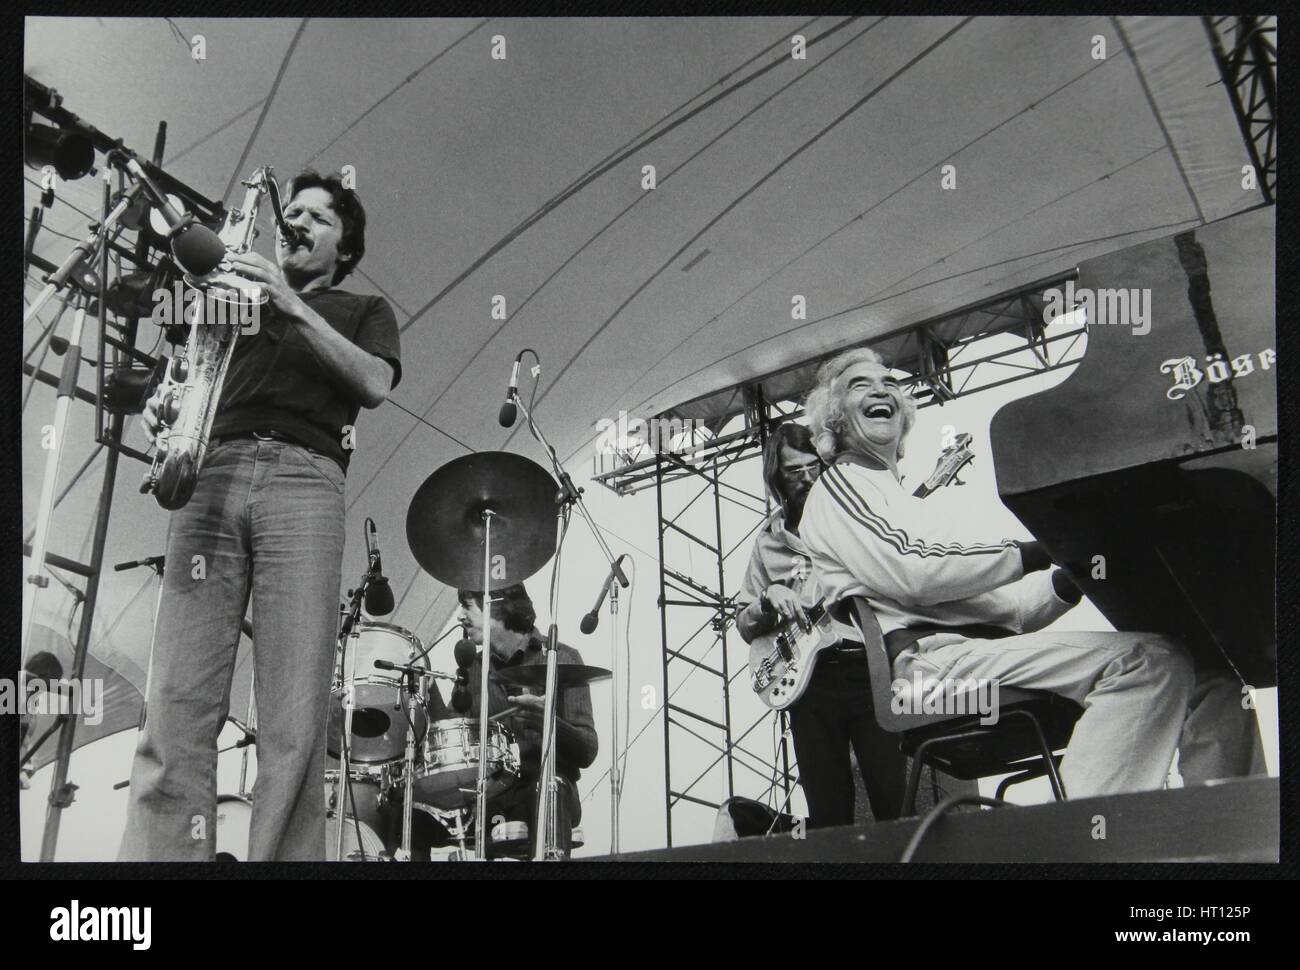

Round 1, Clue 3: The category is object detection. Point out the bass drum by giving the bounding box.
[215,794,252,862]
[326,813,388,862]
[325,764,393,862]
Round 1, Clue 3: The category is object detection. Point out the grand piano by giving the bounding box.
[990,206,1276,688]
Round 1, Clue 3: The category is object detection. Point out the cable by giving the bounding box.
[416,18,880,449]
[381,397,476,454]
[302,20,492,168]
[23,216,83,244]
[334,21,860,525]
[397,17,860,341]
[221,18,310,205]
[24,176,98,221]
[610,556,636,812]
[509,18,972,458]
[898,794,1010,863]
[552,54,1136,465]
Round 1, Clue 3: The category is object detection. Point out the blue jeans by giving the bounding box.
[119,438,345,861]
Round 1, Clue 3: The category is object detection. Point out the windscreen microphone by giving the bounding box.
[363,519,395,616]
[121,156,225,275]
[450,678,472,714]
[169,221,226,276]
[498,352,523,427]
[581,554,628,634]
[454,638,478,669]
[451,637,476,713]
[364,576,394,616]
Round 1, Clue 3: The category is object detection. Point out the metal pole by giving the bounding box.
[39,174,131,860]
[238,668,255,798]
[23,298,88,666]
[655,455,673,848]
[334,628,359,862]
[608,578,620,854]
[533,510,569,861]
[714,461,735,802]
[474,510,494,861]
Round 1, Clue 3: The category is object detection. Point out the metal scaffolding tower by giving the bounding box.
[1204,16,1277,205]
[21,77,226,859]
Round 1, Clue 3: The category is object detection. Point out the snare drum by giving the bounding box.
[412,718,519,810]
[328,622,429,764]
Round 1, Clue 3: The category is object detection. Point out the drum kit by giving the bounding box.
[321,616,531,862]
[214,357,625,862]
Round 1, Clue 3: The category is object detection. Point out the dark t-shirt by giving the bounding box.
[209,288,401,471]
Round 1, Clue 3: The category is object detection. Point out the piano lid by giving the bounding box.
[991,205,1276,498]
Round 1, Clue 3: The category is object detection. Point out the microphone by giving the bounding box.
[497,352,522,427]
[450,637,476,714]
[121,156,225,275]
[450,675,472,714]
[453,638,477,669]
[363,519,395,616]
[114,554,165,572]
[581,554,628,634]
[170,220,227,276]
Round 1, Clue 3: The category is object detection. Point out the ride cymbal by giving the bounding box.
[406,451,558,589]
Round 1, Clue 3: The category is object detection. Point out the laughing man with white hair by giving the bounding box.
[798,347,1264,798]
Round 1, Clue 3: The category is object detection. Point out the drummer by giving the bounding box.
[427,583,598,858]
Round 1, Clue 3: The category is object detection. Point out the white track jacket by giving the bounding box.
[800,456,1074,637]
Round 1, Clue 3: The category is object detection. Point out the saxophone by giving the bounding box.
[142,166,295,509]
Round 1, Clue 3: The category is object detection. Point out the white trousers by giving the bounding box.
[895,630,1266,799]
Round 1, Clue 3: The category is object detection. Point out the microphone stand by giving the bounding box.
[396,665,420,861]
[373,630,460,862]
[609,579,621,855]
[582,555,628,855]
[333,557,383,861]
[509,385,626,861]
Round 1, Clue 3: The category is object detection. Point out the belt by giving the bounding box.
[210,429,302,448]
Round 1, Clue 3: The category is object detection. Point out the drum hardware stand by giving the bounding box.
[473,509,496,862]
[395,666,422,861]
[237,671,256,799]
[374,659,453,862]
[508,379,629,861]
[448,808,470,860]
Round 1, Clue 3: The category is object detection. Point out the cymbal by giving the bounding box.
[495,663,612,690]
[406,451,558,589]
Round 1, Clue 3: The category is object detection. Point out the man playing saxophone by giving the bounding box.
[120,171,402,861]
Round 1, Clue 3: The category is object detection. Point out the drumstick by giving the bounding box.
[490,707,521,722]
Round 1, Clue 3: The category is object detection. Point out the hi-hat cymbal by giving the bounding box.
[406,451,558,589]
[495,664,612,690]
